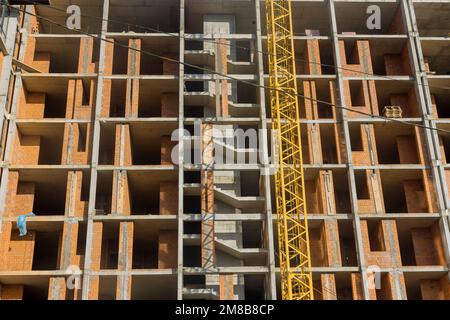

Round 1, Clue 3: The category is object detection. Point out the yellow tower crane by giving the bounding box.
[265,0,314,300]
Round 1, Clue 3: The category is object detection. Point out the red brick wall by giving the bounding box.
[351,273,364,300]
[219,274,234,300]
[404,179,428,213]
[161,93,178,117]
[361,220,402,268]
[420,276,450,300]
[161,135,176,165]
[64,171,88,217]
[59,221,82,269]
[0,285,24,300]
[303,34,322,75]
[163,53,178,76]
[12,132,41,165]
[78,37,96,73]
[114,124,133,166]
[87,222,103,299]
[100,41,114,117]
[125,39,141,117]
[1,229,36,271]
[397,135,419,164]
[111,170,132,215]
[160,181,178,215]
[158,230,177,269]
[5,172,35,218]
[388,8,405,34]
[17,91,46,119]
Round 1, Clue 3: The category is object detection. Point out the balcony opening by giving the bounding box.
[183,246,201,267]
[349,81,364,107]
[349,125,363,151]
[344,41,359,65]
[339,221,358,266]
[355,171,370,200]
[98,276,117,300]
[110,80,126,117]
[32,231,60,270]
[44,92,68,118]
[100,223,119,270]
[95,172,113,215]
[367,221,386,252]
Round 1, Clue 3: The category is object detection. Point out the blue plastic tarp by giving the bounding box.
[17,212,35,236]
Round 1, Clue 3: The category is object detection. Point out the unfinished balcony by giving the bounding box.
[335,2,405,35]
[11,125,63,165]
[405,274,450,300]
[131,275,177,300]
[12,121,92,166]
[361,219,408,299]
[305,169,351,214]
[108,0,180,33]
[32,3,103,35]
[420,42,450,76]
[0,228,58,272]
[17,76,95,120]
[106,37,178,76]
[307,220,343,268]
[344,79,379,117]
[380,170,438,214]
[375,124,423,165]
[98,122,177,166]
[82,219,177,299]
[296,36,334,75]
[262,35,334,75]
[185,0,256,35]
[271,2,332,36]
[431,91,450,119]
[101,78,178,118]
[95,170,178,216]
[414,2,450,37]
[397,220,447,267]
[3,170,89,217]
[354,169,385,214]
[22,35,99,74]
[307,124,341,165]
[0,219,86,278]
[349,123,378,166]
[299,79,339,120]
[439,133,450,164]
[339,38,374,76]
[382,44,412,77]
[96,221,177,270]
[375,80,421,118]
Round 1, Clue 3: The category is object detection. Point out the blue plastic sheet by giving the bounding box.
[17,212,35,236]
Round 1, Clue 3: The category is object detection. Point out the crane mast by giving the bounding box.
[265,0,314,300]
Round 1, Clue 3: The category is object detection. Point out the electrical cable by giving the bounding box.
[7,3,450,134]
[20,0,450,92]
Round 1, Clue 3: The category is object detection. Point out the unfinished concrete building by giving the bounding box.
[0,0,449,300]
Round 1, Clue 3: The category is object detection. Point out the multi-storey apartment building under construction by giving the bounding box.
[0,0,449,300]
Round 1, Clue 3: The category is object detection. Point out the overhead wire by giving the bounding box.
[7,3,450,134]
[20,0,450,92]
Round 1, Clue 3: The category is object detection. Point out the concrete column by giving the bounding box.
[116,222,133,300]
